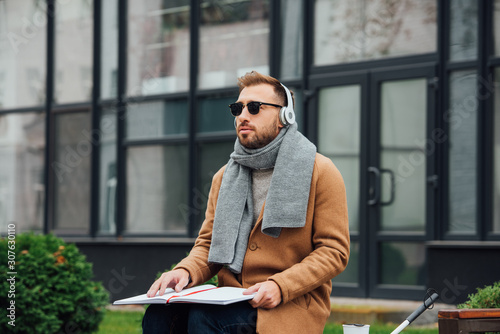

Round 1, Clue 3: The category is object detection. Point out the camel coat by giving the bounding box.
[175,153,350,334]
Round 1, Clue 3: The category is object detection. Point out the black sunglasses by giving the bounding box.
[228,101,283,116]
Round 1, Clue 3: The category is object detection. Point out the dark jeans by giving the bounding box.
[142,302,257,334]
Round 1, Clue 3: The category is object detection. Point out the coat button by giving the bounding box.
[249,243,258,251]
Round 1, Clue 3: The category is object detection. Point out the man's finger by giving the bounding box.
[246,281,281,309]
[243,283,261,295]
[174,276,189,292]
[159,278,173,296]
[146,282,158,297]
[248,288,265,307]
[147,277,165,297]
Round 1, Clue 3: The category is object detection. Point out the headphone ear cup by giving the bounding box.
[279,107,287,126]
[284,107,296,125]
[280,106,295,126]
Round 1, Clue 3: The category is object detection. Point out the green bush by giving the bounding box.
[1,232,109,333]
[457,281,500,309]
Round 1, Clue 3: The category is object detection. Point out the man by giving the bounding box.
[142,71,350,334]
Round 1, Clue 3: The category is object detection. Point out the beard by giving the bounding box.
[237,120,281,149]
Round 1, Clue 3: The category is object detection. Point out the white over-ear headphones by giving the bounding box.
[279,83,296,126]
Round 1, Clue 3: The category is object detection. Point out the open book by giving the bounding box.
[113,284,254,306]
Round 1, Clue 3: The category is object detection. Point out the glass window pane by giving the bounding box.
[0,0,47,110]
[52,112,91,231]
[126,100,188,140]
[379,242,425,286]
[126,145,189,234]
[318,85,360,232]
[55,1,93,104]
[101,0,118,100]
[380,151,426,231]
[333,241,359,284]
[0,112,45,233]
[199,0,270,90]
[98,108,117,234]
[280,0,303,81]
[194,141,234,232]
[495,0,500,56]
[494,67,500,233]
[380,79,427,232]
[449,0,478,62]
[448,71,477,233]
[198,95,238,133]
[127,0,190,96]
[289,87,304,133]
[314,0,437,66]
[381,80,427,148]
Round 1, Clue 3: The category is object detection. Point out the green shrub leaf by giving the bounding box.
[457,281,500,309]
[1,232,109,333]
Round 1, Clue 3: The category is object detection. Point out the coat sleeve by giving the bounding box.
[268,155,350,304]
[173,167,225,286]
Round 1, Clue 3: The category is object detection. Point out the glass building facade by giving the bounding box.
[1,0,499,300]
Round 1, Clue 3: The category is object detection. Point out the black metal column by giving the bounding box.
[188,0,200,238]
[43,0,56,234]
[115,0,127,237]
[90,0,103,237]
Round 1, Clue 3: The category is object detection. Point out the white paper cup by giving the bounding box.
[342,324,370,334]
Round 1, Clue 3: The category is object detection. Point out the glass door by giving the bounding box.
[313,73,368,298]
[312,65,436,299]
[368,66,437,299]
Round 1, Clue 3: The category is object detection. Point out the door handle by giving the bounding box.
[368,167,380,206]
[368,167,396,206]
[379,168,395,206]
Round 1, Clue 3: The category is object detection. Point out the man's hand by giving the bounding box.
[146,269,190,297]
[243,281,282,309]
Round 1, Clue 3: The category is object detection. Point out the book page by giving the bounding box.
[170,287,254,305]
[113,284,216,305]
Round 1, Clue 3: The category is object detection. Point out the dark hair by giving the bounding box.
[237,71,294,108]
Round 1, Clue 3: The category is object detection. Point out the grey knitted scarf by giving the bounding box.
[208,122,316,273]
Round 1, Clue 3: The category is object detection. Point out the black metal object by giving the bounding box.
[391,292,440,334]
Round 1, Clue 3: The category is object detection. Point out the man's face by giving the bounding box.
[234,84,284,149]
